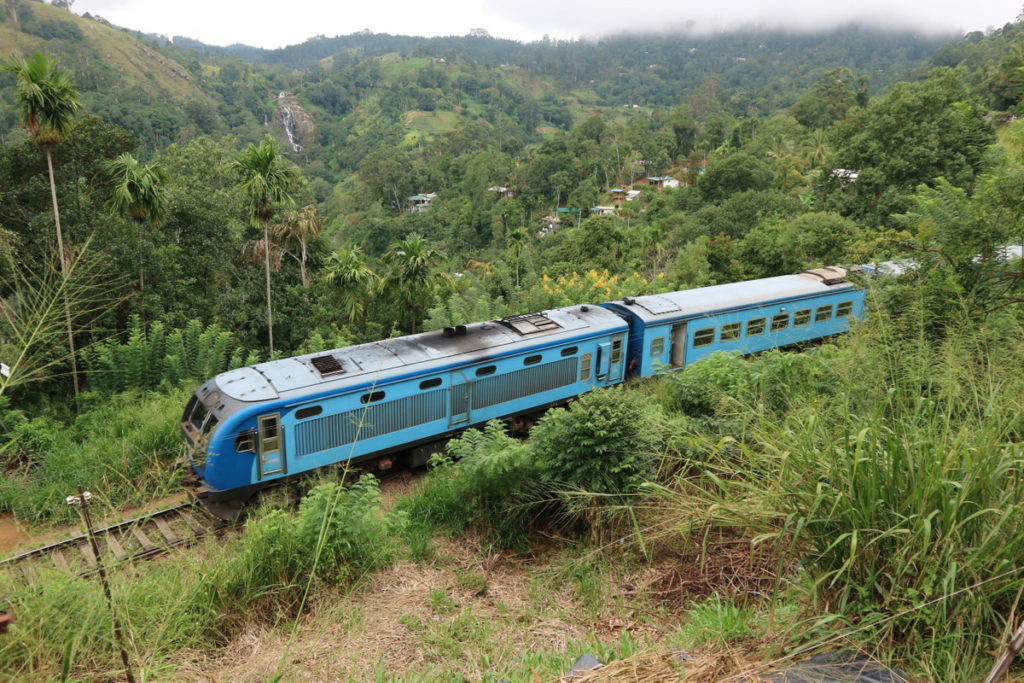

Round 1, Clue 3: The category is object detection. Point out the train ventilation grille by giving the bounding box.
[497,312,562,335]
[310,354,345,377]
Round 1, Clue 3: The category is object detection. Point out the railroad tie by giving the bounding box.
[78,541,97,567]
[130,526,158,554]
[20,564,39,585]
[50,549,70,572]
[152,517,180,545]
[178,511,207,535]
[104,533,128,562]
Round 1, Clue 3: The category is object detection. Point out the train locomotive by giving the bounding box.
[181,266,864,515]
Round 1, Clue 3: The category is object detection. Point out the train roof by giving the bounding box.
[213,303,627,402]
[604,269,856,325]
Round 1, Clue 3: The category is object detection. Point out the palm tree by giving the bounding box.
[271,204,321,288]
[506,228,528,288]
[382,234,445,333]
[104,153,167,298]
[322,246,379,323]
[4,51,82,396]
[232,137,298,355]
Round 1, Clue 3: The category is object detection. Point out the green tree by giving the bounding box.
[271,204,321,288]
[3,51,82,396]
[825,67,994,224]
[232,136,299,355]
[322,245,379,323]
[382,233,445,333]
[698,152,774,203]
[104,152,167,298]
[790,67,860,129]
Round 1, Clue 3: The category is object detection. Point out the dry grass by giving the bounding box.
[175,536,654,682]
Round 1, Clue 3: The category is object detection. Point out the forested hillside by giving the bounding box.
[3,3,1024,679]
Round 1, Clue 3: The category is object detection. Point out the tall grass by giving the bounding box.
[643,312,1024,680]
[0,388,189,524]
[0,478,400,679]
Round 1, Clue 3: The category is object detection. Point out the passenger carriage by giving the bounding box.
[601,268,864,378]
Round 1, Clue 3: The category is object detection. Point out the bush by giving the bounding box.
[215,476,401,612]
[399,421,539,549]
[532,387,657,495]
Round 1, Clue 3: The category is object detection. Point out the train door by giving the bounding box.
[257,414,286,479]
[596,341,612,382]
[608,336,624,382]
[670,323,687,368]
[449,371,471,426]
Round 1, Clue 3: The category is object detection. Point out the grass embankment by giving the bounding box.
[0,388,188,526]
[4,307,1024,680]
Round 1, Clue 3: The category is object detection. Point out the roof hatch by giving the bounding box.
[310,354,345,377]
[496,312,562,335]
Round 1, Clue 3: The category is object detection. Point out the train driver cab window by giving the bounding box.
[746,318,766,336]
[258,415,281,455]
[794,309,811,326]
[720,322,740,341]
[771,313,790,331]
[235,431,256,453]
[693,327,716,347]
[650,337,665,357]
[815,305,833,322]
[836,301,854,317]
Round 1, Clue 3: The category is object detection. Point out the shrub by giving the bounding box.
[532,387,656,495]
[399,421,539,549]
[215,476,401,613]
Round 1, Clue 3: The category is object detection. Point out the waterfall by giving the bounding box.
[278,92,303,153]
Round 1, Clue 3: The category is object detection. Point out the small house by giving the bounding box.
[487,185,515,198]
[647,176,680,189]
[591,206,617,216]
[409,192,437,212]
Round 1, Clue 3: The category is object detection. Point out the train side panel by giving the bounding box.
[194,327,628,498]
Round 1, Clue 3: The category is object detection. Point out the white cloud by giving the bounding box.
[72,0,1020,48]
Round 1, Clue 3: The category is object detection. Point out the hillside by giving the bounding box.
[0,2,218,147]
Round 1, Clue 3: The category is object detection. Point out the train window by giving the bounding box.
[524,355,542,366]
[771,313,790,331]
[815,305,833,322]
[476,365,496,377]
[720,322,740,341]
[611,339,622,364]
[235,431,256,453]
[258,415,280,454]
[693,328,716,347]
[561,346,578,357]
[420,377,442,390]
[580,353,592,381]
[836,301,853,317]
[746,318,766,336]
[360,391,385,404]
[202,414,219,435]
[650,337,665,357]
[794,309,811,326]
[295,405,322,420]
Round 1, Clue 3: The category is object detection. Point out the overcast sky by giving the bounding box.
[71,0,1020,48]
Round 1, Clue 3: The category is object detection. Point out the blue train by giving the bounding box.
[181,266,864,515]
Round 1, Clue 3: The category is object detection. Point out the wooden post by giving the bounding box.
[68,489,136,683]
[983,617,1024,683]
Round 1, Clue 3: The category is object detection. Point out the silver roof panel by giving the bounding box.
[214,303,626,401]
[613,273,855,324]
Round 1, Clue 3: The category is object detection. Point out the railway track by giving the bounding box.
[0,501,228,588]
